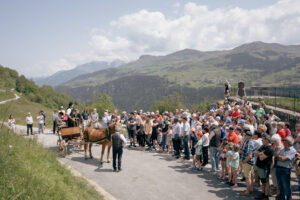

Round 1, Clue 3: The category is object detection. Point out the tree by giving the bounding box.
[190,97,216,113]
[90,93,116,117]
[151,93,184,113]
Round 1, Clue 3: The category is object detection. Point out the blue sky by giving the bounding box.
[1,0,299,77]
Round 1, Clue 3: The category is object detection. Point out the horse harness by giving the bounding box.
[86,125,112,143]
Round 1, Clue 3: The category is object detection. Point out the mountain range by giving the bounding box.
[53,41,300,111]
[33,59,125,87]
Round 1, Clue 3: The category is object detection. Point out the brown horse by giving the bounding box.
[83,122,121,164]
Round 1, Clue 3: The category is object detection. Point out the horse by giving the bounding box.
[83,121,121,164]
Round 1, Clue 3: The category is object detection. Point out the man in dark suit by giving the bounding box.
[112,129,127,172]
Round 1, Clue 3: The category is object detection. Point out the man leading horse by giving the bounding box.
[83,121,122,164]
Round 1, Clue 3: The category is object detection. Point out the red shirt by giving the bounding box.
[277,129,286,140]
[232,111,240,118]
[227,133,239,144]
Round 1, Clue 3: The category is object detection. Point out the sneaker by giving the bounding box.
[197,167,203,171]
[189,165,196,169]
[240,177,246,181]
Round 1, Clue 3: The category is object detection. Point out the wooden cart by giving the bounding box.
[57,126,83,157]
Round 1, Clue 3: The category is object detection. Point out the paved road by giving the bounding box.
[8,125,300,200]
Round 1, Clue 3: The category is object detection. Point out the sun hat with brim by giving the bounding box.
[283,136,294,146]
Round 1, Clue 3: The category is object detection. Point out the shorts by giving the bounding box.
[191,147,195,156]
[257,167,270,183]
[152,132,158,140]
[128,129,136,138]
[243,163,253,178]
[196,154,202,161]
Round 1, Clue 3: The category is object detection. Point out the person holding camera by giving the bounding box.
[275,136,297,200]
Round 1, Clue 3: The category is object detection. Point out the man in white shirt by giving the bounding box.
[182,117,191,160]
[202,127,210,166]
[26,112,33,135]
[172,118,181,159]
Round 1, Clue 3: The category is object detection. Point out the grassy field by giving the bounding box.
[0,90,15,101]
[249,97,300,112]
[0,96,55,129]
[0,127,102,200]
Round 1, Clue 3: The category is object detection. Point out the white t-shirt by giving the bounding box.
[66,108,72,115]
[183,122,190,136]
[37,115,44,124]
[26,116,33,124]
[179,123,184,137]
[202,133,210,147]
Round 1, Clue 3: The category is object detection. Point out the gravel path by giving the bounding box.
[0,93,20,104]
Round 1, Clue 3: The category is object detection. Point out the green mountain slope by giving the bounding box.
[60,41,300,88]
[55,42,300,111]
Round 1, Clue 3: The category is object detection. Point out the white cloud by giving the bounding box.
[88,0,300,59]
[31,0,300,77]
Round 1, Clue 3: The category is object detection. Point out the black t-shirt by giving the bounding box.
[190,134,198,147]
[128,117,136,131]
[152,119,160,134]
[81,112,89,120]
[256,145,273,169]
[162,121,170,133]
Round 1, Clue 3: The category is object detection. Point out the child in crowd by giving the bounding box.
[167,125,173,154]
[195,132,203,171]
[226,142,233,183]
[189,128,198,169]
[230,144,240,187]
[219,138,228,180]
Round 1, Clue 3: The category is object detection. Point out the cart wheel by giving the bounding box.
[57,139,62,152]
[61,140,67,157]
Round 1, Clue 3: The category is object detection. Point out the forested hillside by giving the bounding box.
[0,65,83,109]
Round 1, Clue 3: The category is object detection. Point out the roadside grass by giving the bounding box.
[249,97,300,112]
[0,96,54,130]
[0,90,15,102]
[0,127,103,200]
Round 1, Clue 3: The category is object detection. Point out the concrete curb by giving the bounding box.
[57,159,118,200]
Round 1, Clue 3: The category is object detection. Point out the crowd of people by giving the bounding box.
[7,94,300,199]
[108,99,299,200]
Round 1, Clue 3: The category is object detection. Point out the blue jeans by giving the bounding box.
[38,123,44,134]
[276,166,292,200]
[209,147,219,171]
[162,134,167,151]
[183,136,190,160]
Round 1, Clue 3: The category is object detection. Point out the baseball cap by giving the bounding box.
[197,132,203,137]
[245,131,253,137]
[238,119,245,124]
